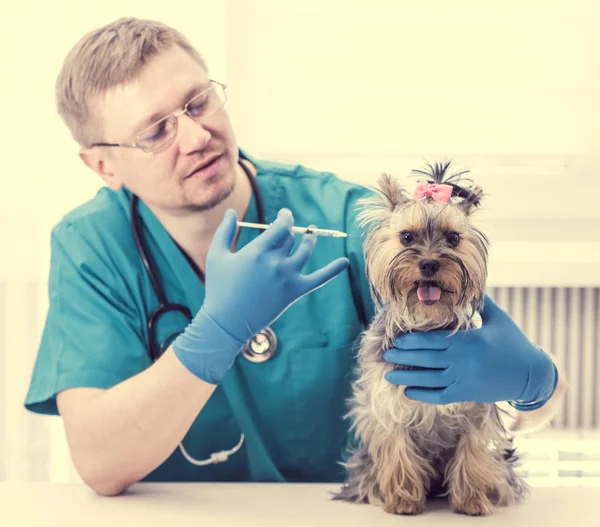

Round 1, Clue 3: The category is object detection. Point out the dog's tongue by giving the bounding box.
[417,283,441,305]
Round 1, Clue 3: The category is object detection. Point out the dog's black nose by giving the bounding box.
[419,259,440,277]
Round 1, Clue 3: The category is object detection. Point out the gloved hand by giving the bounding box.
[172,208,349,384]
[383,294,558,408]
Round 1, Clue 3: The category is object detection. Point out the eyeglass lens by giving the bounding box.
[137,83,226,152]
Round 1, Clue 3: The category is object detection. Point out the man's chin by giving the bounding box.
[183,171,236,212]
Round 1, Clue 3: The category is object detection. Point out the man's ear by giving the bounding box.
[79,147,123,190]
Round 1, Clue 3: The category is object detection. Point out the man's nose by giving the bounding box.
[177,114,211,153]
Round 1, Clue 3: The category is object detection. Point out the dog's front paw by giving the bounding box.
[451,496,494,516]
[384,497,425,515]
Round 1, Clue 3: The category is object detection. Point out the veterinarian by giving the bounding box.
[24,17,563,496]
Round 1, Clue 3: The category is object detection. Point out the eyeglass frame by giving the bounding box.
[89,79,228,154]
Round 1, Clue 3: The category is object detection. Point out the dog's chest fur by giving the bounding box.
[353,309,488,463]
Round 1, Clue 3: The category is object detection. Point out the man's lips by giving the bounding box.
[186,154,222,178]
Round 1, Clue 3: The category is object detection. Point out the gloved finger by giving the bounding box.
[211,209,238,252]
[287,227,317,268]
[300,257,349,294]
[392,331,453,351]
[272,231,295,257]
[383,349,450,369]
[385,369,450,388]
[403,387,453,405]
[257,209,294,249]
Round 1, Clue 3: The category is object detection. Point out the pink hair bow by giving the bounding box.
[413,181,453,203]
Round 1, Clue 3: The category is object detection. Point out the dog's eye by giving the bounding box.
[446,232,460,248]
[400,231,414,246]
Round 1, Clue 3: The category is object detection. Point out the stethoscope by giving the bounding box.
[130,158,278,365]
[129,158,278,467]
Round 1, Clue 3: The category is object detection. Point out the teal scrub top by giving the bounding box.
[24,149,376,483]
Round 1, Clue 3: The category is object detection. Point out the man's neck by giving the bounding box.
[150,160,254,275]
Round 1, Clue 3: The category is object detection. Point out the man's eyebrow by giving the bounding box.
[132,83,210,133]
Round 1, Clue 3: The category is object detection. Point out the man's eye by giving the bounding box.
[400,232,414,246]
[142,121,168,142]
[188,97,208,117]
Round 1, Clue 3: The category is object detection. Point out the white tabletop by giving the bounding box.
[1,482,598,526]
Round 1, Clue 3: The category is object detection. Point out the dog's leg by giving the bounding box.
[336,314,436,515]
[335,427,433,514]
[487,444,530,507]
[445,429,500,516]
[445,408,528,516]
[372,431,432,515]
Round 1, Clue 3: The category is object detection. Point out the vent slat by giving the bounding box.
[487,287,599,429]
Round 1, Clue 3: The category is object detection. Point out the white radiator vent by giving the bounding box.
[487,287,599,429]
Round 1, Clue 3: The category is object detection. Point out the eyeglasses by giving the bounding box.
[90,80,227,154]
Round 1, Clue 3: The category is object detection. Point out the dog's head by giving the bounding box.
[358,162,489,330]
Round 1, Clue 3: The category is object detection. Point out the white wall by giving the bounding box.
[0,0,599,482]
[228,0,599,157]
[226,0,600,286]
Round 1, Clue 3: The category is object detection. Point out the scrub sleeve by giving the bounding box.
[24,226,150,415]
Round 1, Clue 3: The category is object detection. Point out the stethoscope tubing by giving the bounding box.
[130,156,277,364]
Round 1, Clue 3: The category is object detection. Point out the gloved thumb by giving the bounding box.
[211,209,238,252]
[480,293,504,324]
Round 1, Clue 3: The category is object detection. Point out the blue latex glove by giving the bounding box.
[172,208,349,384]
[383,294,558,408]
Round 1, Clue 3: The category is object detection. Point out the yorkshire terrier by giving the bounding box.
[334,162,528,516]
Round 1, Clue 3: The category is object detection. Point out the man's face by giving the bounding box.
[84,45,238,214]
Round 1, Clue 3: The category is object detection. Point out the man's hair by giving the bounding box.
[56,17,208,147]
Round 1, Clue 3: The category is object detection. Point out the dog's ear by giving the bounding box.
[356,172,411,235]
[456,184,484,216]
[375,172,411,211]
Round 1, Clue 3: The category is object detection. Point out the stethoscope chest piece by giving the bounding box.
[241,327,278,363]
